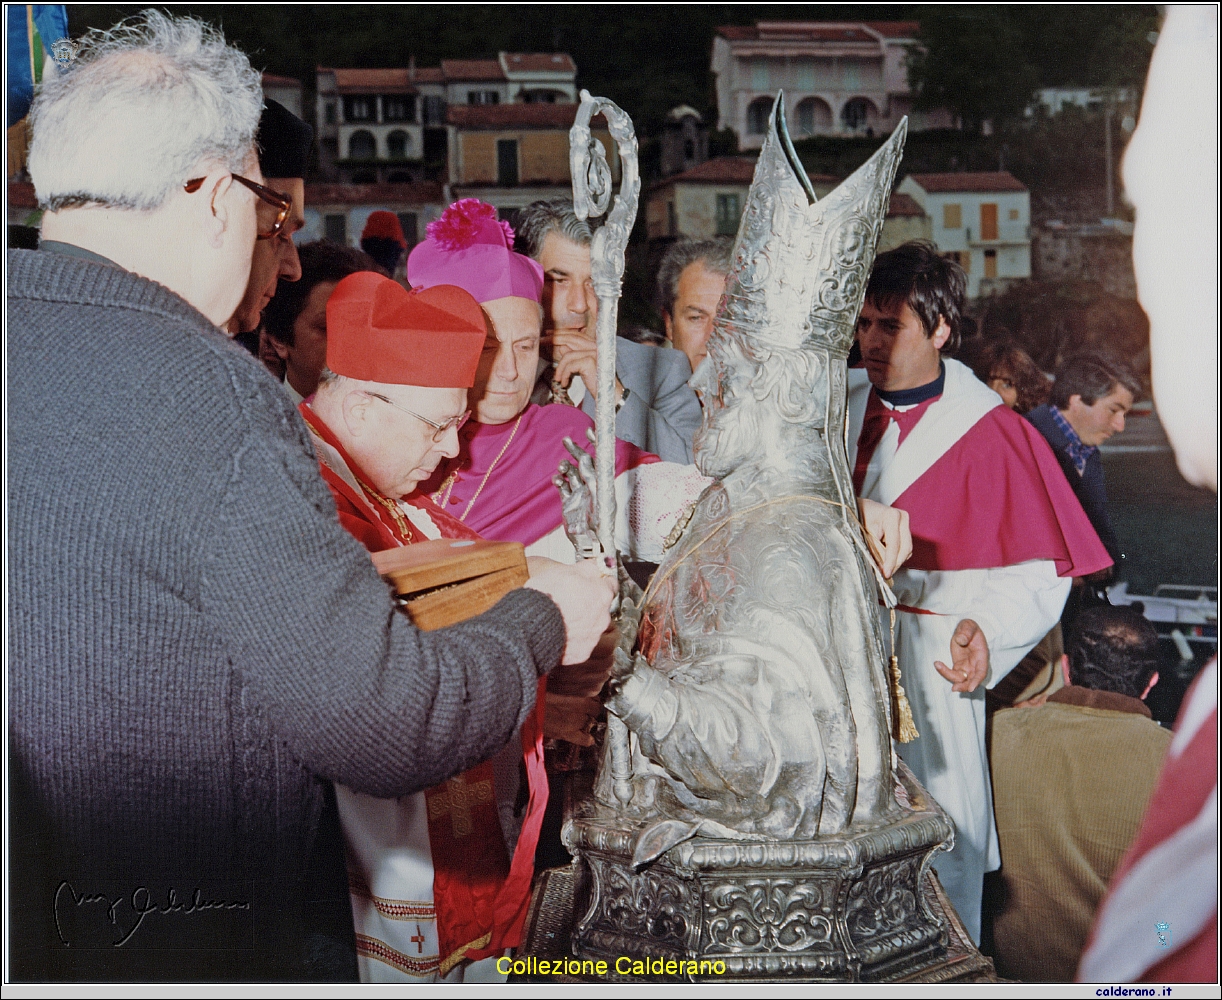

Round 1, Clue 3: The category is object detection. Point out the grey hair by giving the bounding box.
[514,199,593,259]
[656,237,734,318]
[28,9,263,212]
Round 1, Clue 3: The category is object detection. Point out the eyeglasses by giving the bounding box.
[184,174,293,240]
[364,392,471,442]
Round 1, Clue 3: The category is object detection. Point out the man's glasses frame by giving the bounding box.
[184,174,292,240]
[364,392,470,442]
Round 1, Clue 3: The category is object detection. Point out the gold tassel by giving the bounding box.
[889,653,919,743]
[887,606,919,743]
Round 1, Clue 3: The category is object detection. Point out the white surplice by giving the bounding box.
[321,464,511,983]
[848,361,1070,943]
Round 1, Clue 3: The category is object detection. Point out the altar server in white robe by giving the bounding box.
[848,242,1113,942]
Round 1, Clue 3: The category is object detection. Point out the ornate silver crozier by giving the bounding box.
[555,93,958,982]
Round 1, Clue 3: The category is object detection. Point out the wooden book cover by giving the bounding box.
[372,538,529,631]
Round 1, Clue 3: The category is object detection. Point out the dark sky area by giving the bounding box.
[67,5,1158,135]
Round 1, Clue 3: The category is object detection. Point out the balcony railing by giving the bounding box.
[965,225,1031,247]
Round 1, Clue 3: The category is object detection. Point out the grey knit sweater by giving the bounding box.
[7,249,566,980]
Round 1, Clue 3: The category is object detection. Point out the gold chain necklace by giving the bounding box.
[356,476,413,540]
[433,413,524,523]
[306,417,413,541]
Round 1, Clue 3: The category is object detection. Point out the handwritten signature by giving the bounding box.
[54,881,250,948]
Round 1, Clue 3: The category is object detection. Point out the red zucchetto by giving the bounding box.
[360,210,408,248]
[325,271,487,388]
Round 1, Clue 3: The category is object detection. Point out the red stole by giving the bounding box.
[889,405,1113,577]
[851,390,941,495]
[300,402,547,972]
[848,364,1112,579]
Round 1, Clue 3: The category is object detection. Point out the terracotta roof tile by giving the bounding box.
[887,192,925,216]
[441,59,505,81]
[718,21,916,43]
[653,157,839,189]
[664,157,758,185]
[329,68,416,94]
[304,182,444,205]
[906,171,1028,193]
[766,25,875,42]
[864,21,921,38]
[413,67,444,84]
[447,104,603,129]
[502,52,576,74]
[261,72,301,88]
[716,25,758,41]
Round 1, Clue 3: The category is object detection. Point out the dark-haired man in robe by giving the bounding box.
[849,241,1112,943]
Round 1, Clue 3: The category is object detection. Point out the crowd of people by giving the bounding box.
[8,8,1215,987]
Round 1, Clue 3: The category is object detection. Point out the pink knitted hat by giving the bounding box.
[408,198,544,304]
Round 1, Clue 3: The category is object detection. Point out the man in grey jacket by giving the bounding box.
[9,12,612,981]
[656,236,733,377]
[516,200,703,464]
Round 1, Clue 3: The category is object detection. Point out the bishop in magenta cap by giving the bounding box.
[407,198,543,304]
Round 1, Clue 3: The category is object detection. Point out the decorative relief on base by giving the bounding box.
[565,764,954,982]
[577,856,699,955]
[705,878,837,955]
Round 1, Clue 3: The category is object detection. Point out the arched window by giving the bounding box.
[795,97,833,137]
[348,130,376,160]
[841,97,878,131]
[746,97,773,136]
[387,130,409,159]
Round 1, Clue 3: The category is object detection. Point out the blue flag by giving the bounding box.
[8,5,68,128]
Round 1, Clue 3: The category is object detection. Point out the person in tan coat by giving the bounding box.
[988,605,1169,982]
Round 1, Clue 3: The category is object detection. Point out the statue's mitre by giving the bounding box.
[717,93,907,357]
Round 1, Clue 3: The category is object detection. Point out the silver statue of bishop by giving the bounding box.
[591,96,910,858]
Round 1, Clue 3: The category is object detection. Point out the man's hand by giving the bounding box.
[525,557,616,665]
[546,329,623,402]
[857,498,913,578]
[548,623,618,697]
[934,619,990,693]
[542,621,618,744]
[543,692,603,746]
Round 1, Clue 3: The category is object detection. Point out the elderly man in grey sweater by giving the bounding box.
[8,12,613,981]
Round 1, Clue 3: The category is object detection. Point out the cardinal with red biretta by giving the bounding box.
[300,271,546,982]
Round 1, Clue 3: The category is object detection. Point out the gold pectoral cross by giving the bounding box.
[426,775,493,838]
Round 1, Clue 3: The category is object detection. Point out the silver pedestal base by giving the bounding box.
[560,762,955,982]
